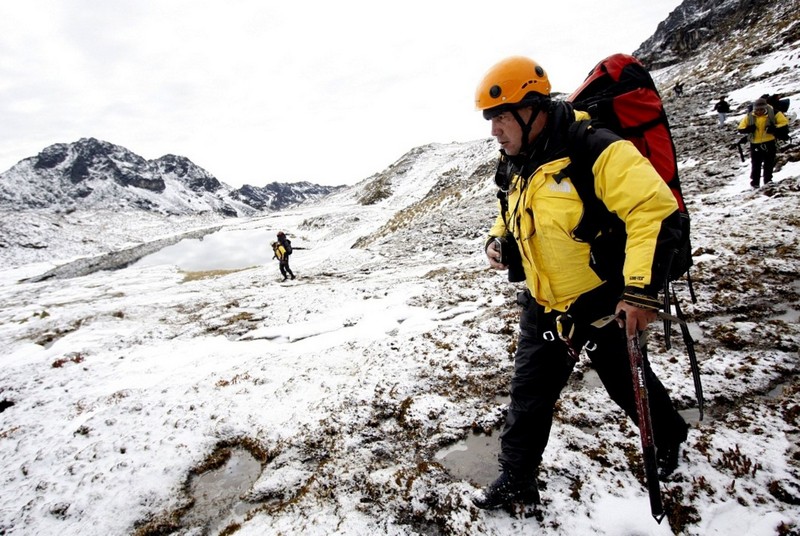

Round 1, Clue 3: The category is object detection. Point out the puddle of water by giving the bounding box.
[182,448,263,534]
[437,396,509,487]
[436,372,603,487]
[768,384,786,399]
[679,407,703,426]
[437,371,606,487]
[436,431,501,487]
[131,227,274,272]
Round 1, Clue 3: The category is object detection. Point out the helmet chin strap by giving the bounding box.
[511,98,553,158]
[511,102,543,155]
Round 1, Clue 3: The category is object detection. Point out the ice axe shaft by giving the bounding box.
[592,310,704,420]
[627,335,666,523]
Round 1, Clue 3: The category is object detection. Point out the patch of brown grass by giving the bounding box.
[181,268,251,282]
[52,353,85,368]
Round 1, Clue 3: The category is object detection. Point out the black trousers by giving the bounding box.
[498,287,688,474]
[750,140,777,185]
[279,260,294,279]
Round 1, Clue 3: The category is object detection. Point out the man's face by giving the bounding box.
[754,107,767,116]
[490,108,533,156]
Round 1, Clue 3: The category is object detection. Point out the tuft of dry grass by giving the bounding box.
[180,267,252,282]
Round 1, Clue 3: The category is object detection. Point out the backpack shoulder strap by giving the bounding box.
[562,119,621,243]
[563,120,593,179]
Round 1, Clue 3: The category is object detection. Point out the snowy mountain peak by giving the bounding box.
[152,153,223,194]
[35,137,165,192]
[0,137,344,217]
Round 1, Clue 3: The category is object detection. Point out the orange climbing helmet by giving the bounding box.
[475,56,552,119]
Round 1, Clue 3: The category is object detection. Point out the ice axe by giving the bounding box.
[627,333,667,524]
[602,311,666,523]
[591,311,704,421]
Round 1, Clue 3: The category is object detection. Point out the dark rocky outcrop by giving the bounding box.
[635,0,797,70]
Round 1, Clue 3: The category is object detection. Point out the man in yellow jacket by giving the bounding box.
[738,97,790,187]
[472,56,688,510]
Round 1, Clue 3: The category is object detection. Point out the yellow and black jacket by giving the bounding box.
[487,102,681,313]
[737,108,789,144]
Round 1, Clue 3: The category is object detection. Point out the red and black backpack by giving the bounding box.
[565,53,693,287]
[564,54,700,407]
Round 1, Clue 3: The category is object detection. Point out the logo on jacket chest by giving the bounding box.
[547,180,573,193]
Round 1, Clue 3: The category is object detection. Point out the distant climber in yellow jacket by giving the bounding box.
[738,97,790,187]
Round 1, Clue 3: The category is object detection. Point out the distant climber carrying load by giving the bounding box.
[276,231,293,256]
[738,97,790,188]
[271,231,295,281]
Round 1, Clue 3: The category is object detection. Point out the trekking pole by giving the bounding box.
[627,333,666,524]
[670,286,704,420]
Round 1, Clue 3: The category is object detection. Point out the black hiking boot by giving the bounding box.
[657,441,682,479]
[473,471,540,510]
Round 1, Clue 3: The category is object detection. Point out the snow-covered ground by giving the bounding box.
[1,132,799,535]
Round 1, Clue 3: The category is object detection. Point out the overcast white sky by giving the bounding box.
[0,0,682,187]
